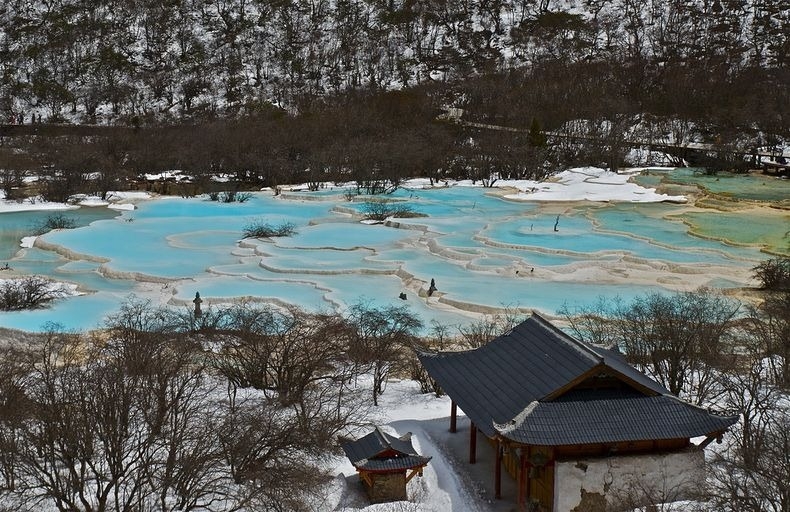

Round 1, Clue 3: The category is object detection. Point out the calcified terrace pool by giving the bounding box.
[0,180,776,333]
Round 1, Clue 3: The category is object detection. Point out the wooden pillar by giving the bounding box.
[450,401,457,433]
[469,422,477,464]
[494,440,502,499]
[518,447,527,508]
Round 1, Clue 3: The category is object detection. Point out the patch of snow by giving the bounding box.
[109,203,136,211]
[0,196,79,213]
[20,236,37,248]
[142,170,192,181]
[74,195,110,207]
[501,167,686,203]
[106,191,152,201]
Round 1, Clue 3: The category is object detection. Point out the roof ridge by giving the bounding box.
[415,347,476,359]
[374,425,391,449]
[531,312,603,364]
[494,400,540,435]
[663,393,740,421]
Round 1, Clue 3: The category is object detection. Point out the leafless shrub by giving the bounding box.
[360,201,419,221]
[208,190,253,203]
[33,212,76,235]
[709,401,789,512]
[0,299,363,512]
[243,219,296,238]
[0,276,68,311]
[210,303,353,405]
[752,258,790,292]
[608,471,706,512]
[408,321,450,396]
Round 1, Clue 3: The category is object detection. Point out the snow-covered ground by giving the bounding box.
[323,379,512,512]
[324,376,721,512]
[0,190,150,213]
[499,167,686,203]
[0,168,678,217]
[362,167,685,203]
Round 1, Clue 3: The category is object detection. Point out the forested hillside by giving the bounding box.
[1,0,789,196]
[1,0,788,123]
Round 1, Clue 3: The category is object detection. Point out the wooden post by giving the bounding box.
[518,447,527,508]
[469,422,477,464]
[450,401,457,433]
[495,440,502,499]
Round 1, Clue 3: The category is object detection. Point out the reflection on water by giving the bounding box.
[0,181,778,333]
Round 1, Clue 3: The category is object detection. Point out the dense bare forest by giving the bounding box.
[0,0,788,138]
[1,0,789,189]
[1,0,788,120]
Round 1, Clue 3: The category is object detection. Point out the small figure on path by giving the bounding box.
[553,215,560,232]
[428,278,437,296]
[193,291,203,318]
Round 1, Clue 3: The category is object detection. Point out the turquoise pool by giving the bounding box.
[0,183,774,333]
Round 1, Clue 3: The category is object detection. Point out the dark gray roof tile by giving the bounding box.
[355,455,432,472]
[495,393,738,445]
[417,314,599,436]
[341,427,431,471]
[418,313,737,443]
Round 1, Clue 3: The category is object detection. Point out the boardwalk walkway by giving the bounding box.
[438,108,790,169]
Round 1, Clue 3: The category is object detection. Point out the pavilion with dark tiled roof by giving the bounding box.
[340,426,431,503]
[417,312,737,511]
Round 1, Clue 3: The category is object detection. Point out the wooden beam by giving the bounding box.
[359,470,373,488]
[495,439,502,499]
[405,466,425,484]
[450,401,457,433]
[698,431,724,449]
[469,422,477,464]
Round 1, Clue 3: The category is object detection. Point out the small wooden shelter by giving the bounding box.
[418,313,738,511]
[341,427,431,503]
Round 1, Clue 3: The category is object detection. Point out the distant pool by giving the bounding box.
[0,182,776,333]
[633,168,790,204]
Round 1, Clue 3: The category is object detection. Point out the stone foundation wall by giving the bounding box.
[555,450,705,512]
[366,471,407,503]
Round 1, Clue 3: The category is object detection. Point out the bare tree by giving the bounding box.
[0,298,361,512]
[457,307,526,349]
[346,302,422,405]
[747,259,790,387]
[561,289,740,405]
[709,363,789,512]
[210,303,354,406]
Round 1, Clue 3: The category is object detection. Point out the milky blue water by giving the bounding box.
[0,186,770,333]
